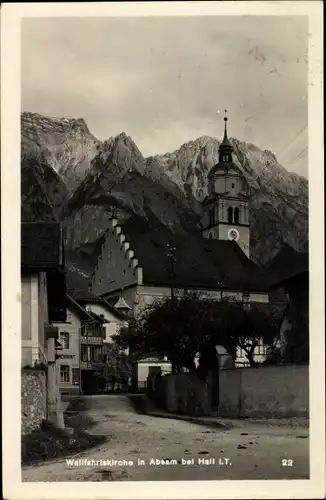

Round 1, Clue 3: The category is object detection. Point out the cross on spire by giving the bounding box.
[218,107,233,163]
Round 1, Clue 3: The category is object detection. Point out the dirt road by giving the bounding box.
[22,395,309,481]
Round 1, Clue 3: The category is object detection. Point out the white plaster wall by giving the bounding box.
[53,307,81,391]
[202,226,220,240]
[38,272,49,350]
[21,276,32,341]
[84,302,128,343]
[138,361,172,387]
[136,286,268,308]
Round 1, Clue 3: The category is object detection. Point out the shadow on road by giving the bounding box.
[127,393,148,414]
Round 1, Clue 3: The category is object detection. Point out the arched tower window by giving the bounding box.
[227,207,233,224]
[234,207,240,224]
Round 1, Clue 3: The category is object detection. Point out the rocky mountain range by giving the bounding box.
[21,112,308,278]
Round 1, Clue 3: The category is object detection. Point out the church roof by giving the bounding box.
[262,245,308,289]
[208,111,244,179]
[121,216,268,292]
[208,159,243,178]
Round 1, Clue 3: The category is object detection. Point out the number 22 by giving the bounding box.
[282,459,293,466]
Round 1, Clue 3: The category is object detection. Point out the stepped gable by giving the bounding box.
[120,215,265,292]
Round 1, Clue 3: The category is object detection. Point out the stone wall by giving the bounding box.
[21,369,47,435]
[218,364,309,418]
[148,372,212,417]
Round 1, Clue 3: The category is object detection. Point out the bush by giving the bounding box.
[22,426,106,465]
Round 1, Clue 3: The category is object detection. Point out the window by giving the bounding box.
[255,342,267,356]
[94,324,105,337]
[234,207,240,224]
[227,207,233,224]
[60,331,69,350]
[60,365,70,383]
[232,183,235,189]
[81,345,88,361]
[72,368,80,386]
[89,346,103,362]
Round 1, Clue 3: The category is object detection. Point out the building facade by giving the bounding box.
[201,111,250,257]
[89,114,280,375]
[21,222,67,430]
[52,296,84,395]
[53,294,109,395]
[76,296,128,343]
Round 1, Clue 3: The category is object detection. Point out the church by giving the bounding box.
[90,113,270,370]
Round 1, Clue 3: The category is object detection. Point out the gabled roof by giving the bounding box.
[88,310,108,324]
[66,268,128,320]
[121,217,268,292]
[66,294,94,321]
[21,222,64,270]
[262,245,309,290]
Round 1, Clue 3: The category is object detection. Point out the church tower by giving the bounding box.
[201,110,250,258]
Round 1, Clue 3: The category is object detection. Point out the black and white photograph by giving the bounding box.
[1,2,324,499]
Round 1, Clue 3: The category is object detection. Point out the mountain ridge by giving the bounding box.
[21,112,308,271]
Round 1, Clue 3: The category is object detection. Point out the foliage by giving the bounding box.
[280,301,309,364]
[21,361,48,372]
[93,343,131,391]
[224,301,283,366]
[113,291,284,371]
[22,419,106,465]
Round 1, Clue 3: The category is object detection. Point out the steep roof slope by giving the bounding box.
[122,216,266,292]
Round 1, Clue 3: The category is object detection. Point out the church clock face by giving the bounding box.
[227,228,240,242]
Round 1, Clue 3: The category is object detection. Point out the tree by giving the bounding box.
[113,292,284,372]
[93,343,131,392]
[225,300,283,366]
[113,291,220,372]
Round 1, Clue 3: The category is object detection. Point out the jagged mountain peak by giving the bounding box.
[21,111,101,193]
[21,111,308,267]
[21,111,95,139]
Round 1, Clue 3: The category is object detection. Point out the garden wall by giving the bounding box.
[21,369,47,435]
[218,364,309,418]
[148,372,212,416]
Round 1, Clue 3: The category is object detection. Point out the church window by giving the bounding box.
[232,183,235,188]
[227,207,233,224]
[234,207,240,224]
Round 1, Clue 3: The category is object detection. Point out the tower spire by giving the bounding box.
[223,109,228,141]
[219,108,233,162]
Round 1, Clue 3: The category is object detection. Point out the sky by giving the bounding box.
[21,16,308,177]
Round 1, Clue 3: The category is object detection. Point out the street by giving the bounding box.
[22,395,309,481]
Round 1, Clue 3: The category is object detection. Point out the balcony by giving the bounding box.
[80,335,103,345]
[80,361,97,370]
